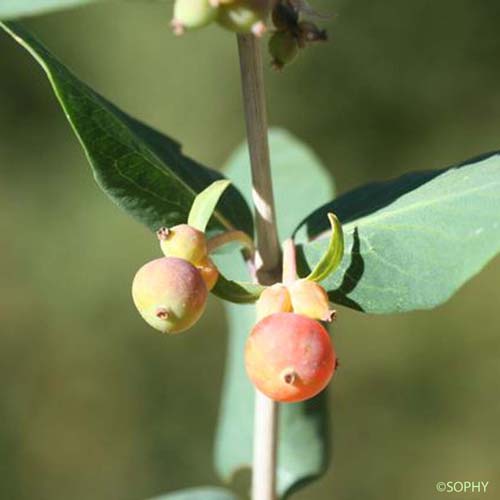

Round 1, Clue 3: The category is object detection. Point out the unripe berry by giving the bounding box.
[132,257,208,334]
[288,279,336,322]
[268,31,298,70]
[172,0,218,35]
[245,313,336,402]
[217,0,268,36]
[256,283,292,320]
[157,224,208,265]
[197,256,219,291]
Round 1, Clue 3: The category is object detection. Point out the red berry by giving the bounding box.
[245,312,336,403]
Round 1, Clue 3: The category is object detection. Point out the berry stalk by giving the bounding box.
[281,238,297,285]
[237,33,281,500]
[207,229,256,255]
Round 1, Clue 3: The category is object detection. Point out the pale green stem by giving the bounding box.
[207,230,255,256]
[282,238,298,285]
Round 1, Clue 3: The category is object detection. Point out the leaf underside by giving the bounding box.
[297,152,500,313]
[1,0,106,20]
[0,21,254,239]
[148,486,238,500]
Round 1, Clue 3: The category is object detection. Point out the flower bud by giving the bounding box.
[245,312,336,402]
[157,224,208,265]
[288,279,335,322]
[132,257,208,334]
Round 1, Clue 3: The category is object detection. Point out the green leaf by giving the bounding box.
[306,212,344,282]
[0,0,99,19]
[148,486,238,500]
[297,152,500,313]
[188,180,232,232]
[215,131,335,498]
[1,21,253,237]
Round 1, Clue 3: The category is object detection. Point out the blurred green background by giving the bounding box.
[1,1,500,499]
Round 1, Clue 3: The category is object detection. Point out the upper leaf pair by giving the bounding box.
[4,20,500,315]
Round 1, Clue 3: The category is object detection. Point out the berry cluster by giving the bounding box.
[132,224,218,334]
[170,1,330,71]
[130,183,342,404]
[245,278,337,403]
[171,0,270,37]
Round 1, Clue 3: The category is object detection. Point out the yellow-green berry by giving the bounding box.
[172,0,218,35]
[217,0,268,36]
[132,257,208,334]
[157,224,208,265]
[269,31,298,70]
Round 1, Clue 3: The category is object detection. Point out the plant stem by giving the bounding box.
[282,239,297,285]
[237,34,281,500]
[237,34,281,284]
[207,230,255,256]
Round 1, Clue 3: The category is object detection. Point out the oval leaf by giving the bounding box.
[1,21,254,237]
[297,152,500,313]
[306,212,344,282]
